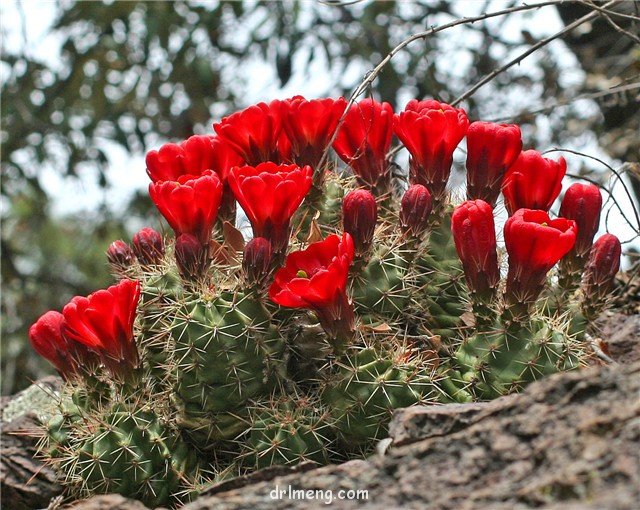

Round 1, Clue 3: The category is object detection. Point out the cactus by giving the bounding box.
[29,96,621,507]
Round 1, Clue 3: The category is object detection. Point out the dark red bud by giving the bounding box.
[107,240,134,270]
[584,234,621,289]
[342,189,377,256]
[132,227,165,265]
[400,184,433,237]
[242,237,273,290]
[175,234,208,280]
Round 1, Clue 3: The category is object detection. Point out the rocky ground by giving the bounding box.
[2,310,638,510]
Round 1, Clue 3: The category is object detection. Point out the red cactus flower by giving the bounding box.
[452,200,500,302]
[465,121,522,207]
[332,98,394,193]
[502,150,566,215]
[269,233,355,345]
[281,96,347,172]
[393,99,469,201]
[146,135,215,183]
[29,311,74,378]
[214,100,284,165]
[149,170,223,245]
[399,184,433,238]
[504,209,577,309]
[559,183,602,258]
[228,162,312,254]
[62,279,141,375]
[342,188,377,257]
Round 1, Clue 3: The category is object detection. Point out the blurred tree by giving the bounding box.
[1,0,638,394]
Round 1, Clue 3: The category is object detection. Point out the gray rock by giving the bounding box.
[0,376,63,510]
[178,361,640,510]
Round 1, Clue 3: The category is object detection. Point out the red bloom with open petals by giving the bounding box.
[149,170,223,245]
[332,98,393,194]
[452,200,500,302]
[228,162,312,254]
[393,99,469,201]
[465,121,522,207]
[281,96,347,173]
[62,279,141,376]
[502,150,566,215]
[214,100,284,165]
[269,233,355,343]
[504,209,576,308]
[145,135,219,182]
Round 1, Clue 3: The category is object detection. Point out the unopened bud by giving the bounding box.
[342,189,377,256]
[451,200,499,303]
[107,240,134,271]
[400,184,433,237]
[242,237,273,291]
[175,234,208,280]
[583,234,621,306]
[132,227,165,266]
[559,183,602,259]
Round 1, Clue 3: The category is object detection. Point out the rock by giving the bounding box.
[177,361,640,510]
[0,376,63,510]
[598,312,640,364]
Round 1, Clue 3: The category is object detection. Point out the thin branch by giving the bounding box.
[451,0,622,106]
[576,0,640,23]
[547,148,640,235]
[318,0,566,169]
[581,0,640,45]
[480,82,640,123]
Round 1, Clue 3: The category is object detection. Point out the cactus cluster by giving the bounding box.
[29,96,621,507]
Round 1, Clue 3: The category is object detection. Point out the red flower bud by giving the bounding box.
[465,121,522,207]
[269,233,355,345]
[107,240,134,270]
[281,96,347,171]
[214,100,284,165]
[504,209,577,307]
[29,311,73,378]
[149,170,223,245]
[399,184,433,237]
[393,99,469,201]
[228,162,312,254]
[559,183,602,259]
[502,150,566,215]
[62,279,141,377]
[342,189,377,257]
[174,233,209,280]
[333,98,393,193]
[242,237,273,290]
[452,200,499,302]
[582,233,621,301]
[132,228,164,266]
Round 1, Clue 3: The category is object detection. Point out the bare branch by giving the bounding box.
[547,148,640,236]
[319,0,567,169]
[452,0,622,106]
